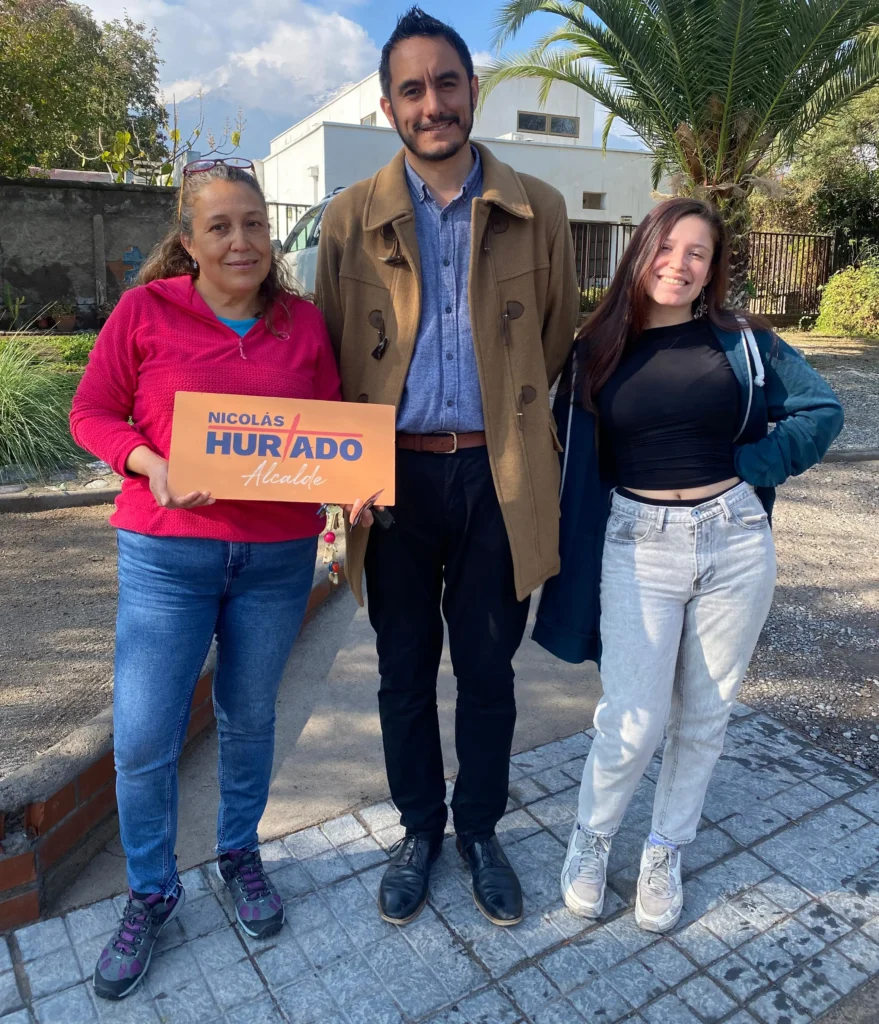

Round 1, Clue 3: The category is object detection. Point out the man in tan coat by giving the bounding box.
[316,6,578,928]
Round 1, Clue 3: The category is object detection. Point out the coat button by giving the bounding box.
[358,393,369,402]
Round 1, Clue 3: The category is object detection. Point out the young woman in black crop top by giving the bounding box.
[552,198,843,934]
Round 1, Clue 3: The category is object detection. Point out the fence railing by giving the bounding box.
[747,231,834,323]
[570,222,635,306]
[267,202,310,244]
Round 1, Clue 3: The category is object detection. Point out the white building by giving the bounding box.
[260,70,656,227]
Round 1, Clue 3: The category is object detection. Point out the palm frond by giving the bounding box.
[491,0,567,50]
[487,0,879,205]
[777,43,879,153]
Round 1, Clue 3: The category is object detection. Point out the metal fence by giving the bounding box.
[267,202,310,244]
[570,221,635,307]
[747,231,835,324]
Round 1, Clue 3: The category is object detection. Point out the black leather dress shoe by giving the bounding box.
[457,834,523,926]
[378,833,444,925]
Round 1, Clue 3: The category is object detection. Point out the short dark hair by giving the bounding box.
[379,6,474,98]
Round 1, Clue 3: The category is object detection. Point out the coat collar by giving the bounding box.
[362,141,534,232]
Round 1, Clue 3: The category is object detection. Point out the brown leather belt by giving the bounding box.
[395,431,486,454]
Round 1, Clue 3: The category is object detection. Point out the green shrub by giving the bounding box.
[815,261,879,338]
[580,288,606,314]
[54,333,97,366]
[0,340,87,478]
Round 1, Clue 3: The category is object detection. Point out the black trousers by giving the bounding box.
[364,447,531,839]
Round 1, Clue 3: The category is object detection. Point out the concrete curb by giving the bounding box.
[1,447,877,517]
[0,487,120,514]
[822,448,879,463]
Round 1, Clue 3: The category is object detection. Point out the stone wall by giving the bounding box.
[0,177,175,325]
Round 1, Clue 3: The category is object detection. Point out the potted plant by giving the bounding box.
[51,297,78,333]
[96,298,116,329]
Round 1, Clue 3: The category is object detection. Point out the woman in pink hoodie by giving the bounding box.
[70,162,341,1000]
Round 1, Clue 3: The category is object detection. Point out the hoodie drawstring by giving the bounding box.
[736,316,765,387]
[559,356,577,497]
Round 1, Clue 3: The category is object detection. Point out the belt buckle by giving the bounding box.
[436,431,458,454]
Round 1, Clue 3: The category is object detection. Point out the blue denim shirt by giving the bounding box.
[397,148,485,434]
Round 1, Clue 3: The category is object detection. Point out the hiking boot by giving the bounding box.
[635,840,683,932]
[217,848,284,938]
[93,885,184,1000]
[561,823,611,918]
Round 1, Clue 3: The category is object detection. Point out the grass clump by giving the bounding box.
[0,340,87,479]
[51,333,97,366]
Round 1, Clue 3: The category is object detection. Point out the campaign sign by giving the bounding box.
[167,392,396,504]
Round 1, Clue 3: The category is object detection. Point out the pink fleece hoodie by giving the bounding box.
[70,276,341,542]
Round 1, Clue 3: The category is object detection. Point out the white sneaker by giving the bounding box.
[635,840,683,932]
[560,823,611,918]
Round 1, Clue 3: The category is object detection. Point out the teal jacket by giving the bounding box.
[532,323,845,665]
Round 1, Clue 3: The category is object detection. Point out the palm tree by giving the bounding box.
[482,0,879,302]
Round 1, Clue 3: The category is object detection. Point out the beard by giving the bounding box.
[391,97,475,162]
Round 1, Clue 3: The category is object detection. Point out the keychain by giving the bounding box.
[321,507,343,585]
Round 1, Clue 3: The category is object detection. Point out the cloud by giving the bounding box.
[80,0,379,120]
[470,50,494,68]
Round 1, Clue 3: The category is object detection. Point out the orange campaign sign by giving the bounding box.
[167,392,396,505]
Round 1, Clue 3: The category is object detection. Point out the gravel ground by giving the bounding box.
[743,460,879,772]
[0,505,117,780]
[785,331,879,450]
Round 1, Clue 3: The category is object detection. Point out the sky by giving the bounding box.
[80,0,644,159]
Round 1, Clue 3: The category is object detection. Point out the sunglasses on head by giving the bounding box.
[177,157,256,221]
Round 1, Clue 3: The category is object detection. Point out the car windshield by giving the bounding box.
[283,206,323,253]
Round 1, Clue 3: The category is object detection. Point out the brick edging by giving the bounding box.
[0,553,346,930]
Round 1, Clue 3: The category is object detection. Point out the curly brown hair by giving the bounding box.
[138,163,301,336]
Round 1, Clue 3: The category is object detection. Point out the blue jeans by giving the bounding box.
[578,482,777,844]
[113,529,317,895]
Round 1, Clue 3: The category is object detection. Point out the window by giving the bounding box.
[582,192,605,210]
[360,112,377,126]
[517,110,579,137]
[283,205,323,253]
[517,111,547,133]
[550,116,578,136]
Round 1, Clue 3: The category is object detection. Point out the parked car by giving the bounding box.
[278,187,345,295]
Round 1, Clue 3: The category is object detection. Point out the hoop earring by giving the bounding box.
[694,287,707,318]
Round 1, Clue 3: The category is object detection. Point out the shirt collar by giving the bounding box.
[404,145,482,206]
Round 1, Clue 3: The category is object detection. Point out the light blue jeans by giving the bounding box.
[113,530,317,895]
[578,482,777,845]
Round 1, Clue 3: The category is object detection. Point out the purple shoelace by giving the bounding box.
[113,892,163,955]
[227,850,271,901]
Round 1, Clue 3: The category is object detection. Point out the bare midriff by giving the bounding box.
[624,475,741,503]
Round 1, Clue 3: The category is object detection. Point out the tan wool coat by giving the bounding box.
[315,142,580,606]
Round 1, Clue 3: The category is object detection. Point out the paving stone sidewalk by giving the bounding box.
[3,705,879,1024]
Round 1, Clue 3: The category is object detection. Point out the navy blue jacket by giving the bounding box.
[532,323,845,665]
